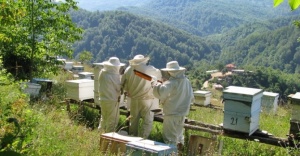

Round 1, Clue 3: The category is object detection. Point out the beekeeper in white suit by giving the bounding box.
[98,57,125,133]
[121,54,162,138]
[152,61,194,147]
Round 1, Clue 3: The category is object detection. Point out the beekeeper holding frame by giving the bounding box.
[121,54,162,138]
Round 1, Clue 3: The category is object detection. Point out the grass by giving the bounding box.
[24,105,296,156]
[23,98,294,155]
[26,104,102,156]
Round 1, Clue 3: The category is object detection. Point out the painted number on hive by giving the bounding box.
[231,117,238,125]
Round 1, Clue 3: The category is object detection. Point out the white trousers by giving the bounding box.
[163,115,185,145]
[98,101,119,133]
[129,99,154,138]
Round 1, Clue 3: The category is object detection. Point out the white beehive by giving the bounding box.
[222,86,263,135]
[57,58,66,68]
[64,61,73,70]
[261,92,279,113]
[78,72,93,79]
[72,65,84,74]
[65,79,94,101]
[193,90,211,106]
[290,92,300,121]
[21,82,41,97]
[126,139,177,156]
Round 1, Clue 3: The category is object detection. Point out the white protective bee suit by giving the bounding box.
[152,61,194,145]
[98,57,125,133]
[121,54,162,138]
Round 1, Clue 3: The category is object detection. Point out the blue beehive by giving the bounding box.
[222,86,263,136]
[126,139,177,156]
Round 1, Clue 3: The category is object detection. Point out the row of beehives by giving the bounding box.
[195,86,279,135]
[57,59,85,74]
[195,87,300,136]
[65,63,126,107]
[194,89,280,113]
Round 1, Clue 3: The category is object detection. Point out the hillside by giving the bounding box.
[213,17,300,73]
[71,11,221,69]
[118,0,300,36]
[70,9,300,73]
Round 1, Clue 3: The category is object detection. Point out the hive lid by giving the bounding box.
[292,92,300,100]
[223,86,263,96]
[66,79,94,83]
[101,132,143,142]
[78,72,93,75]
[126,139,175,151]
[194,90,211,94]
[263,92,279,97]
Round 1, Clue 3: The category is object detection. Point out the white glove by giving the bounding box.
[151,76,162,87]
[151,76,157,83]
[151,76,157,87]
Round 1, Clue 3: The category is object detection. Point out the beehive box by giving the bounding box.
[65,79,94,101]
[31,78,53,93]
[223,86,263,113]
[126,139,177,156]
[21,82,41,97]
[78,72,93,79]
[289,119,300,139]
[290,92,300,121]
[223,109,260,135]
[100,132,143,155]
[222,86,263,135]
[64,61,73,70]
[261,92,279,113]
[72,65,84,74]
[193,90,211,106]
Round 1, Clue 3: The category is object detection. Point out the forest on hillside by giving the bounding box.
[118,0,300,36]
[70,10,221,69]
[70,10,300,74]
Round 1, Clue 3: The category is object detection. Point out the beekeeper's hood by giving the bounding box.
[161,61,186,78]
[101,57,125,74]
[129,54,150,66]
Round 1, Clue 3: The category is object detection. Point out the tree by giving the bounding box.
[274,0,300,65]
[78,50,93,64]
[274,0,300,10]
[0,0,83,80]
